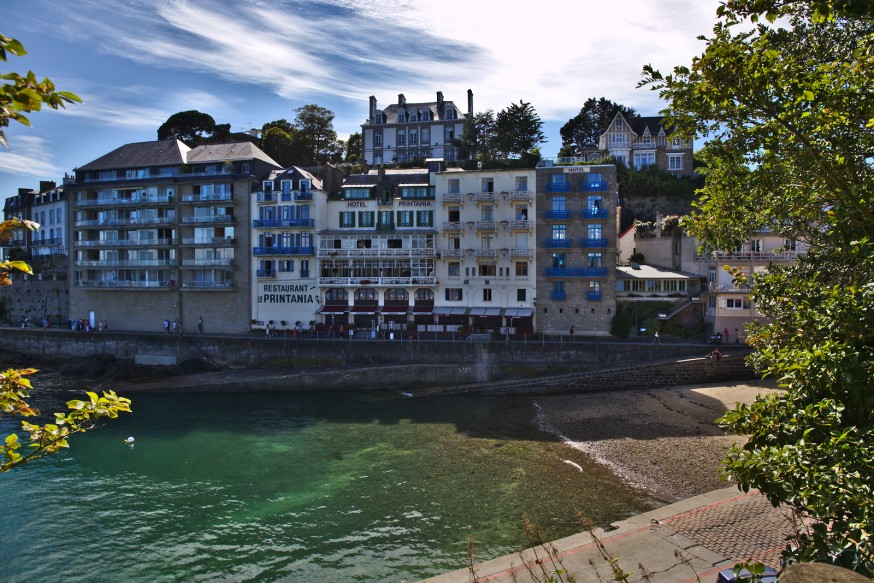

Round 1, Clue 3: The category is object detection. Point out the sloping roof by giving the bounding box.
[267,166,324,190]
[616,264,695,280]
[381,101,463,124]
[187,142,281,167]
[627,116,672,137]
[342,168,429,187]
[77,140,190,171]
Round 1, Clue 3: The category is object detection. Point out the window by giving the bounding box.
[480,263,496,277]
[633,152,655,169]
[551,196,567,212]
[279,260,294,273]
[668,154,683,170]
[615,119,623,130]
[385,288,408,301]
[397,211,414,227]
[588,252,603,267]
[345,188,371,199]
[355,288,378,301]
[750,239,762,253]
[397,131,406,146]
[374,131,383,147]
[588,224,603,239]
[672,138,681,146]
[515,176,528,192]
[448,179,460,194]
[359,211,375,227]
[726,298,750,309]
[325,288,348,302]
[516,289,527,301]
[378,210,393,228]
[482,178,494,193]
[416,211,433,227]
[515,262,528,277]
[483,289,492,302]
[421,128,430,143]
[409,130,417,144]
[481,206,494,221]
[552,253,566,269]
[641,134,651,147]
[375,112,383,124]
[401,187,429,198]
[340,212,355,228]
[481,233,494,249]
[552,281,566,300]
[448,262,460,277]
[445,288,463,301]
[552,224,567,240]
[415,288,434,302]
[516,206,528,220]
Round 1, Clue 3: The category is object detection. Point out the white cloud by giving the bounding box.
[0,136,63,179]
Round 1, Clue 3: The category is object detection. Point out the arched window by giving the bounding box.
[354,288,378,301]
[325,288,348,302]
[415,288,434,302]
[385,288,409,302]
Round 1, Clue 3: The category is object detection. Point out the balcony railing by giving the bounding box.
[182,215,235,224]
[544,183,570,193]
[318,276,436,286]
[580,238,609,248]
[75,238,174,247]
[278,190,312,202]
[551,289,567,300]
[256,192,276,203]
[544,210,572,220]
[544,238,572,249]
[509,220,531,230]
[475,221,496,231]
[587,291,602,301]
[181,193,233,203]
[545,267,608,277]
[75,216,175,227]
[181,237,236,245]
[181,258,235,267]
[510,190,531,200]
[75,280,171,288]
[441,249,463,258]
[181,281,235,289]
[442,193,463,203]
[510,249,532,258]
[75,259,174,268]
[475,249,497,258]
[717,251,799,261]
[442,221,462,231]
[32,238,64,246]
[475,192,496,202]
[582,208,610,219]
[581,181,609,192]
[256,269,276,278]
[76,195,174,207]
[317,248,434,258]
[253,246,315,256]
[252,218,315,228]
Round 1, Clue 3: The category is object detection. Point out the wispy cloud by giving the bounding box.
[0,136,63,179]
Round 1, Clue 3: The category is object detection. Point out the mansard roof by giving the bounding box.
[627,116,672,137]
[381,101,463,123]
[77,140,190,171]
[187,142,281,167]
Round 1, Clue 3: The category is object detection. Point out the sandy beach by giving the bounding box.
[535,379,783,502]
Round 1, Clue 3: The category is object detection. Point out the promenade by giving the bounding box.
[423,486,793,583]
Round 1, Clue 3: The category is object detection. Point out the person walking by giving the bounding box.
[723,327,730,343]
[163,319,170,334]
[569,325,575,341]
[198,317,203,334]
[653,330,661,344]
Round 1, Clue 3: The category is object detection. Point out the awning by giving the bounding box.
[380,306,408,315]
[411,306,434,314]
[349,305,378,314]
[469,307,502,316]
[317,305,347,313]
[504,308,533,317]
[433,307,469,316]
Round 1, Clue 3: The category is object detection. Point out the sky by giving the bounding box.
[1,0,721,196]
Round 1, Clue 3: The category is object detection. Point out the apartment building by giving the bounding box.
[68,139,281,333]
[536,164,620,336]
[598,112,694,178]
[1,181,66,262]
[432,168,537,334]
[316,167,437,334]
[251,166,322,331]
[361,91,471,165]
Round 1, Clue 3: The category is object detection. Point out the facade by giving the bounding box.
[361,91,471,165]
[316,167,437,334]
[432,168,537,334]
[535,164,620,336]
[598,113,693,178]
[68,139,281,333]
[1,181,66,262]
[251,166,322,331]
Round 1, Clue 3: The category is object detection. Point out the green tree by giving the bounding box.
[0,219,131,472]
[641,0,873,573]
[0,33,81,148]
[344,132,362,163]
[157,110,224,147]
[294,104,339,165]
[493,100,546,159]
[454,110,497,161]
[559,97,638,154]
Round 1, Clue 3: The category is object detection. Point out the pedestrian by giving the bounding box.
[734,328,739,346]
[569,325,575,341]
[98,320,104,332]
[163,319,170,334]
[504,327,510,345]
[653,330,661,344]
[723,327,730,343]
[172,320,179,335]
[198,317,203,334]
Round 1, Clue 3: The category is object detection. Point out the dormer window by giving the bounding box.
[616,119,623,130]
[375,112,383,124]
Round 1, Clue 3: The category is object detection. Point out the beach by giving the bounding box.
[535,379,783,501]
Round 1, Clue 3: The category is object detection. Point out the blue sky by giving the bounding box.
[1,0,720,196]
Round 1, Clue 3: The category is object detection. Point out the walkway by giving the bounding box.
[422,487,794,583]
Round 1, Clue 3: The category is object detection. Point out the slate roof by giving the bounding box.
[381,102,462,123]
[77,140,190,171]
[627,116,673,137]
[187,142,280,167]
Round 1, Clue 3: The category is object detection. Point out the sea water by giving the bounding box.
[0,391,659,582]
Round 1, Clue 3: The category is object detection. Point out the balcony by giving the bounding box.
[509,220,531,231]
[441,249,463,258]
[75,216,175,227]
[256,191,276,203]
[580,238,609,248]
[510,249,532,258]
[475,221,496,231]
[181,258,235,267]
[75,259,175,268]
[545,267,608,277]
[442,193,462,203]
[75,279,171,288]
[318,247,434,258]
[544,210,573,220]
[75,238,174,247]
[581,181,609,192]
[587,291,602,301]
[256,269,276,278]
[544,238,572,249]
[317,275,436,286]
[475,249,497,258]
[278,190,312,202]
[582,208,610,219]
[76,195,175,207]
[252,218,315,228]
[181,237,235,245]
[475,192,496,203]
[551,289,567,300]
[182,215,235,224]
[181,281,235,289]
[510,190,531,200]
[544,183,570,193]
[181,192,233,203]
[443,221,462,231]
[253,246,315,256]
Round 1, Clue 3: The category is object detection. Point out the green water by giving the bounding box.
[0,391,660,582]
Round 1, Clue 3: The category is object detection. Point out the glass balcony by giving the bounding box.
[181,281,235,289]
[182,215,235,224]
[256,269,275,278]
[256,192,276,203]
[544,238,572,249]
[545,267,608,277]
[253,246,315,256]
[544,183,570,193]
[544,210,573,220]
[581,238,609,248]
[581,181,609,192]
[252,218,315,228]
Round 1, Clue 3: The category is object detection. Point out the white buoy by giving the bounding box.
[125,436,135,444]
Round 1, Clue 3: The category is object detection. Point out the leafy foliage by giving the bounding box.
[493,100,546,159]
[454,110,498,161]
[642,1,873,573]
[0,33,82,148]
[157,110,229,147]
[293,104,339,165]
[0,219,131,471]
[560,97,638,154]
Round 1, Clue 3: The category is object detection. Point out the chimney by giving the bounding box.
[436,91,444,116]
[369,96,377,122]
[398,94,406,108]
[467,89,473,118]
[39,180,57,193]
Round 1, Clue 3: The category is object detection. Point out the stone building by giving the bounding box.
[535,163,620,336]
[67,139,281,333]
[361,91,471,165]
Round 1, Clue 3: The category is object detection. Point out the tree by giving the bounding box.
[454,110,497,161]
[344,132,362,163]
[0,219,131,472]
[493,101,546,159]
[0,33,81,148]
[157,110,229,147]
[641,1,873,574]
[294,104,339,165]
[559,98,638,154]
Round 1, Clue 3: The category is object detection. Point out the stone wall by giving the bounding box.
[0,275,69,326]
